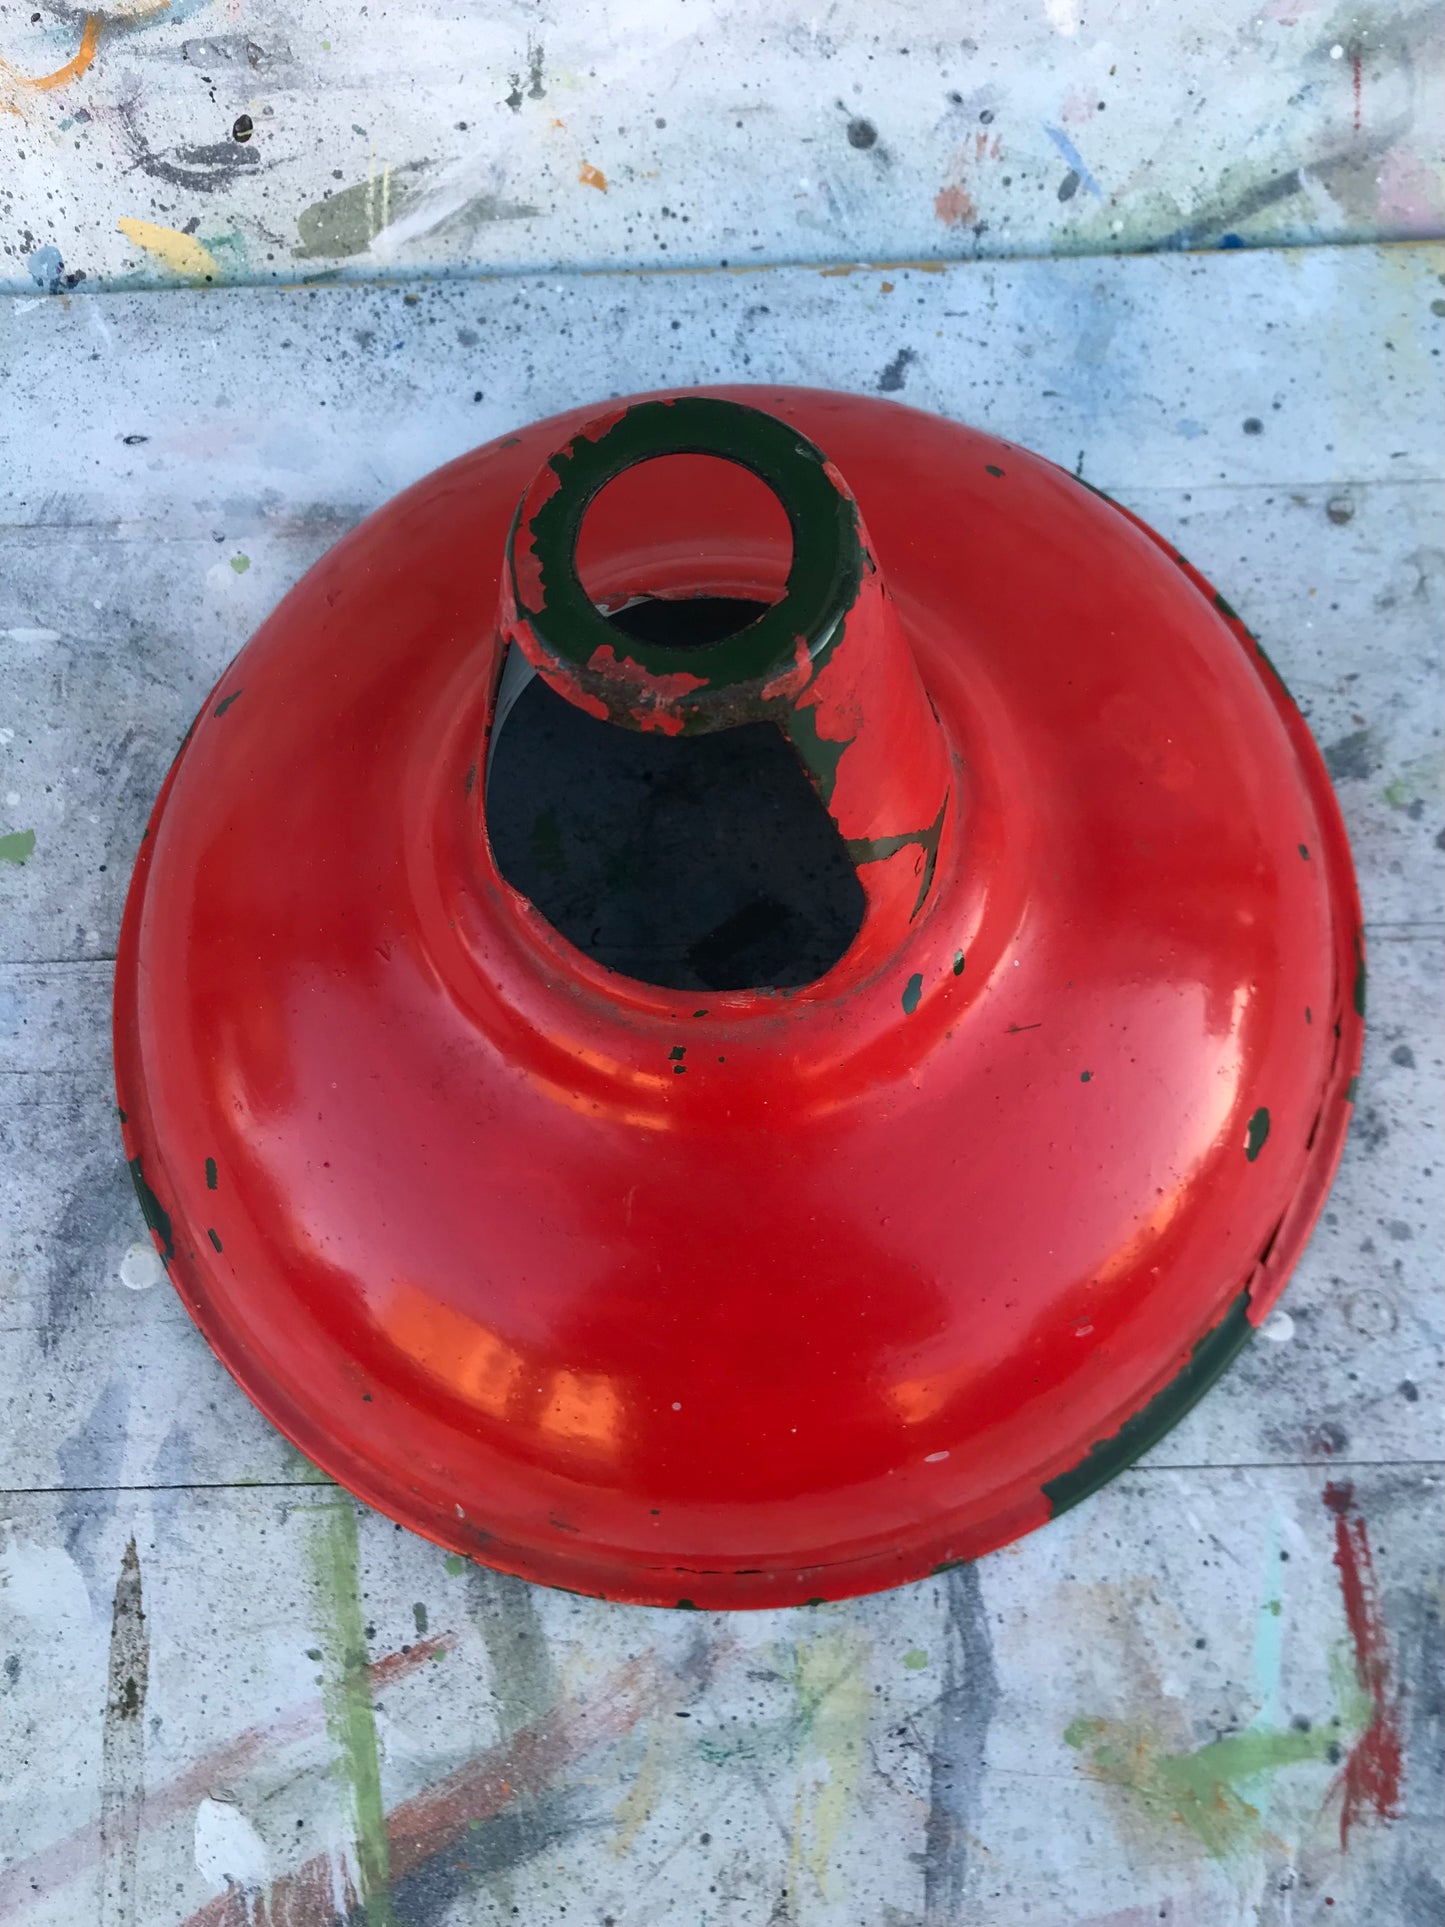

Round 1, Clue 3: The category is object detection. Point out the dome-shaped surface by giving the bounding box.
[114,388,1363,1608]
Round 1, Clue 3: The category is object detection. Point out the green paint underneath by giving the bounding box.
[953,950,965,976]
[1043,1290,1254,1517]
[0,829,36,864]
[206,1227,223,1252]
[902,1648,929,1670]
[444,1553,466,1575]
[229,554,250,575]
[205,1156,218,1191]
[1353,934,1367,1018]
[308,1500,395,1925]
[901,973,924,1016]
[127,1157,174,1267]
[1245,1107,1271,1162]
[1080,1070,1092,1083]
[1064,1714,1337,1858]
[845,792,949,919]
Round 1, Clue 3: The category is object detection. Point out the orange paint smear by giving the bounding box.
[579,162,607,191]
[934,182,977,227]
[0,10,101,112]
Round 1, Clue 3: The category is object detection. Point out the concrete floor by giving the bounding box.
[0,242,1442,1924]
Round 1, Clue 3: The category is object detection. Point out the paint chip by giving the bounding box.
[901,972,923,1015]
[229,554,250,574]
[924,1449,950,1463]
[902,1648,929,1669]
[1245,1106,1271,1161]
[0,828,36,865]
[578,162,607,191]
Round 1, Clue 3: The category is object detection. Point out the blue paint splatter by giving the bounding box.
[1043,126,1104,201]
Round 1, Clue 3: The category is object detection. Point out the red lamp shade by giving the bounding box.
[113,389,1364,1608]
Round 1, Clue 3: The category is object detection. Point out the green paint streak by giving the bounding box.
[902,1648,929,1670]
[1345,1075,1359,1104]
[1063,1714,1342,1859]
[985,463,1005,478]
[784,699,851,807]
[1298,843,1310,860]
[1044,1290,1254,1516]
[444,1553,466,1575]
[1245,1107,1271,1162]
[1353,933,1367,1018]
[127,1157,174,1267]
[293,164,430,260]
[229,554,250,575]
[1213,590,1240,622]
[0,829,36,864]
[901,973,924,1016]
[308,1500,395,1923]
[206,1227,223,1252]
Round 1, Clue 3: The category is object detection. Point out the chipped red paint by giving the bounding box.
[115,388,1363,1607]
[584,642,708,698]
[1324,1480,1405,1844]
[577,402,632,444]
[759,636,814,703]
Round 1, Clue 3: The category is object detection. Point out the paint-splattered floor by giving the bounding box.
[1,243,1441,1925]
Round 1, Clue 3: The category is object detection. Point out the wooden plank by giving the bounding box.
[0,244,1440,1924]
[2,1,1441,293]
[0,1465,1438,1925]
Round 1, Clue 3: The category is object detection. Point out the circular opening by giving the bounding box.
[486,608,866,992]
[575,453,794,625]
[510,396,861,690]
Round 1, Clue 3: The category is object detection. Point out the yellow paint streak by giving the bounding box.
[0,11,100,114]
[116,217,219,281]
[611,1719,669,1855]
[578,162,608,191]
[789,1630,870,1897]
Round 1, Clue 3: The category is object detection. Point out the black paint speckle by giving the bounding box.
[878,347,916,393]
[1243,417,1264,435]
[232,113,253,143]
[846,118,878,149]
[1057,169,1080,202]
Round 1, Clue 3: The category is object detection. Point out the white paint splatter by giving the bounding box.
[1045,0,1079,34]
[1259,1308,1294,1342]
[0,628,61,643]
[119,1243,165,1292]
[194,1796,270,1895]
[924,1450,950,1463]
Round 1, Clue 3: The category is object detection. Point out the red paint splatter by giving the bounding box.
[1352,49,1362,132]
[934,182,977,227]
[1323,1480,1404,1845]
